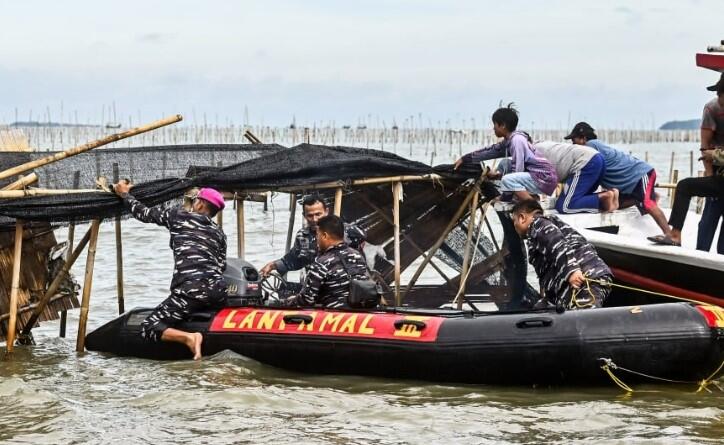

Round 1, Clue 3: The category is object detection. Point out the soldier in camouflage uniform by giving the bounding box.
[284,215,369,308]
[260,194,366,277]
[511,199,612,309]
[115,182,227,360]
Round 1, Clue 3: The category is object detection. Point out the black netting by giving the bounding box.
[0,144,484,226]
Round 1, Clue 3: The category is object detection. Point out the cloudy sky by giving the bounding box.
[0,0,722,129]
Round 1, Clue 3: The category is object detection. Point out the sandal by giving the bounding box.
[646,234,681,247]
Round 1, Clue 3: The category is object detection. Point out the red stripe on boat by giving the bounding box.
[209,308,443,342]
[610,267,723,307]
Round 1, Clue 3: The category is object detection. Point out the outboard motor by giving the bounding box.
[223,258,264,306]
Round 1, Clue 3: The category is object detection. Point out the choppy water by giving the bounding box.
[1,142,723,444]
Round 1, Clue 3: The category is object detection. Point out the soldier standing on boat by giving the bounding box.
[259,194,366,281]
[114,182,227,360]
[511,199,612,309]
[696,73,724,254]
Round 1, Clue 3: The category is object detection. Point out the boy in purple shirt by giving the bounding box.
[455,105,557,200]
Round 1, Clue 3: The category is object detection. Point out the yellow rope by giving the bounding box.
[600,362,635,393]
[697,359,724,393]
[583,277,721,308]
[600,357,724,395]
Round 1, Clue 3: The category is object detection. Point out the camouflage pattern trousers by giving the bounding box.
[140,281,226,342]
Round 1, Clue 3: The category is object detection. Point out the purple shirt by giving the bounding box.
[461,131,558,195]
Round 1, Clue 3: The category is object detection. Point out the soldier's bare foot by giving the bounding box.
[190,332,203,360]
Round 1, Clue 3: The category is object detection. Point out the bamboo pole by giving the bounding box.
[285,194,296,253]
[61,171,80,337]
[392,182,402,306]
[4,220,23,353]
[667,151,675,201]
[670,170,679,208]
[402,181,482,299]
[20,227,93,337]
[334,187,343,216]
[236,199,245,259]
[1,173,38,191]
[0,188,102,199]
[0,115,182,181]
[250,174,442,193]
[113,165,125,315]
[457,191,479,309]
[76,219,101,352]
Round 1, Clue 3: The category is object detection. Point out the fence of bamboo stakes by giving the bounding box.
[2,115,183,354]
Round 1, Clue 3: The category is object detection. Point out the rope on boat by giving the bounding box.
[598,358,724,394]
[583,277,722,308]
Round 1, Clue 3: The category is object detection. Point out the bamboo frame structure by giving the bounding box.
[402,180,482,300]
[4,220,24,353]
[0,114,182,181]
[357,194,454,288]
[393,182,402,306]
[20,227,93,337]
[76,219,101,352]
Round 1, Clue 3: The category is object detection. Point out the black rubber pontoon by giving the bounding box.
[86,303,724,386]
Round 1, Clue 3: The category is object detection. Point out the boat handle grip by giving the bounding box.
[394,319,427,330]
[283,314,313,325]
[516,318,553,329]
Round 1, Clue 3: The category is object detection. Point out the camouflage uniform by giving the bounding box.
[122,194,227,342]
[525,214,612,309]
[274,224,366,274]
[285,242,369,308]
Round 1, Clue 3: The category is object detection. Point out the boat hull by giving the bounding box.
[86,303,724,386]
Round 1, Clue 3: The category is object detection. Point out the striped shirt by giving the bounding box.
[288,243,368,308]
[123,195,227,291]
[526,214,611,303]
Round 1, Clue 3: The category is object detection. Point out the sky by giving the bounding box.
[0,0,722,129]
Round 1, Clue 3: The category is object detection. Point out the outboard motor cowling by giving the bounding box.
[224,258,263,306]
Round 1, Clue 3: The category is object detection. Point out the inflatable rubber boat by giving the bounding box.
[86,302,724,386]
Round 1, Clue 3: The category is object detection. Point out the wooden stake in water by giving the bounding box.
[76,219,101,352]
[113,164,125,315]
[4,220,23,354]
[285,194,296,254]
[392,182,402,306]
[61,171,80,337]
[236,199,245,259]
